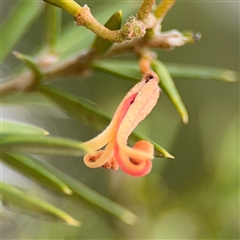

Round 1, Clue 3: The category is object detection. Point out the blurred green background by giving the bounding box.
[2,0,239,239]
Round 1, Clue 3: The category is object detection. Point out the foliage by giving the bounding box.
[1,0,239,239]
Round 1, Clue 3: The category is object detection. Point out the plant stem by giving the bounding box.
[43,0,81,17]
[43,1,152,43]
[75,5,147,43]
[0,29,200,98]
[1,73,34,97]
[154,0,176,20]
[44,4,62,50]
[75,5,123,43]
[137,0,156,21]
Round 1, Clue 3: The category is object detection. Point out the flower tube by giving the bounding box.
[82,71,160,176]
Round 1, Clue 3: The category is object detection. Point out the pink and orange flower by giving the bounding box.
[81,71,160,177]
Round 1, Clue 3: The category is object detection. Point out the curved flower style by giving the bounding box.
[81,71,160,177]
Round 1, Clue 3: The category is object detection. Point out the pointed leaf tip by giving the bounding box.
[222,70,238,82]
[12,51,43,86]
[1,153,73,195]
[63,187,73,195]
[1,121,49,137]
[182,114,189,124]
[43,0,81,17]
[29,158,138,225]
[129,132,174,159]
[44,131,50,136]
[165,152,175,159]
[151,60,189,124]
[65,217,81,227]
[1,136,88,156]
[122,211,138,225]
[166,63,238,82]
[1,182,81,226]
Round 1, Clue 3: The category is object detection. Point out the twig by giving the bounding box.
[0,28,199,98]
[137,0,156,21]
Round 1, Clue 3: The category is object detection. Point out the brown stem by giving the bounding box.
[1,29,194,97]
[1,72,34,97]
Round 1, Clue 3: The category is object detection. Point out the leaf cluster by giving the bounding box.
[0,0,238,228]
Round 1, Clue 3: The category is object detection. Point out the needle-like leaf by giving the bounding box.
[13,51,43,87]
[151,60,189,124]
[94,60,231,123]
[2,154,138,225]
[1,121,49,137]
[92,60,141,81]
[93,60,238,82]
[166,63,238,82]
[1,136,89,156]
[93,60,188,123]
[1,1,44,62]
[1,182,81,226]
[44,4,62,50]
[39,85,173,158]
[40,85,110,132]
[1,153,72,195]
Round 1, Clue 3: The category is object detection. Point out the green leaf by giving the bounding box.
[129,132,174,159]
[2,154,137,225]
[93,59,188,123]
[12,51,43,86]
[1,121,49,136]
[93,59,238,82]
[92,60,141,81]
[39,85,173,158]
[166,63,238,82]
[1,153,72,195]
[43,0,81,17]
[152,60,188,124]
[24,157,137,225]
[91,10,122,55]
[40,85,110,132]
[1,92,52,106]
[1,136,89,156]
[55,3,136,59]
[1,1,44,62]
[1,182,81,226]
[44,4,62,50]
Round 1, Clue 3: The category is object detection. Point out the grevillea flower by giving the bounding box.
[81,71,160,177]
